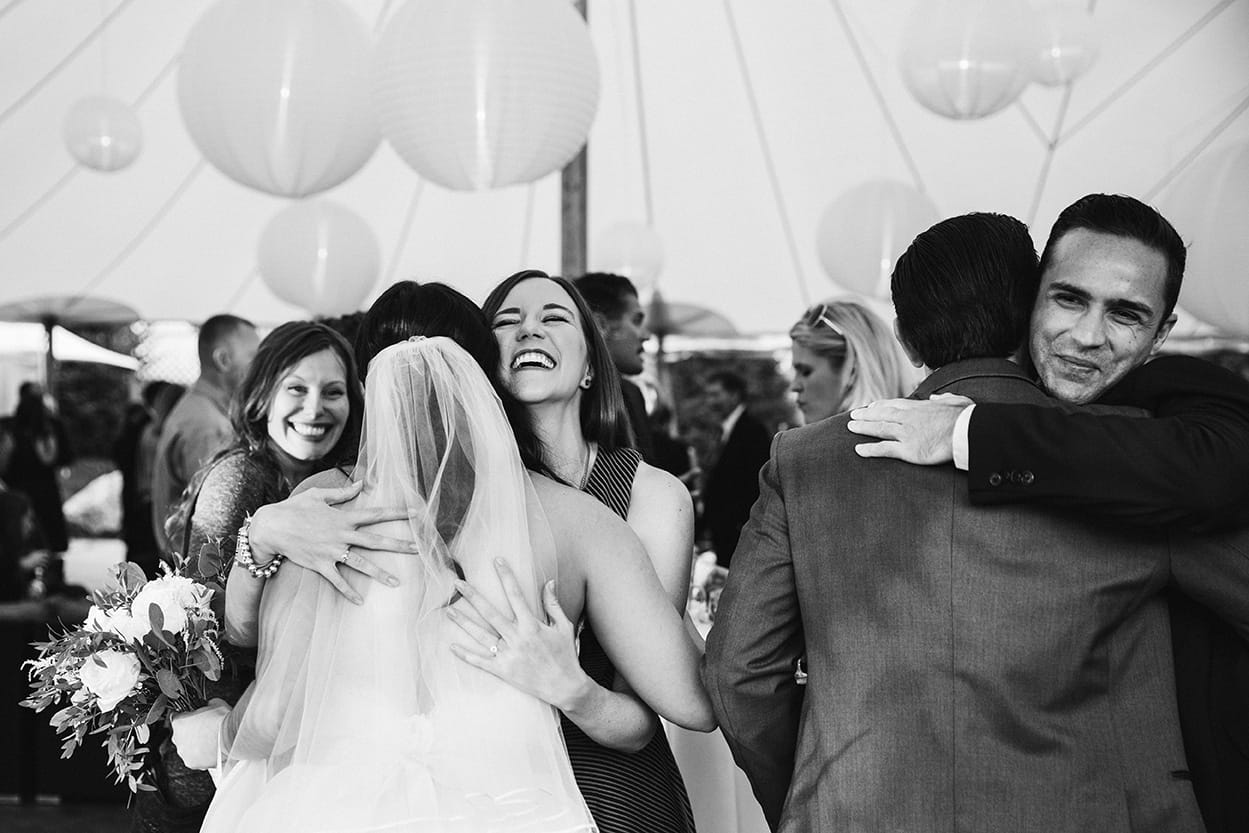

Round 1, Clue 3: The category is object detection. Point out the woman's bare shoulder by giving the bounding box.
[629,462,693,515]
[529,472,631,540]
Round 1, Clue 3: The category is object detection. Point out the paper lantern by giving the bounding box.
[899,0,1035,119]
[1030,1,1100,86]
[258,201,381,316]
[1161,141,1249,336]
[593,223,664,290]
[816,181,940,299]
[373,0,600,191]
[177,0,380,197]
[63,96,142,172]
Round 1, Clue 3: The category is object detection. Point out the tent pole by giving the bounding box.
[561,0,588,278]
[41,315,56,400]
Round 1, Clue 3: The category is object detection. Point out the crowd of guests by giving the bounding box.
[5,191,1247,833]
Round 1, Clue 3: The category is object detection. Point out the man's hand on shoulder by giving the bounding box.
[847,394,974,465]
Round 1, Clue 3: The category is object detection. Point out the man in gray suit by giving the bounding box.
[704,212,1246,832]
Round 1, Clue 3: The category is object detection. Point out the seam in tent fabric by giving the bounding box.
[1026,85,1077,224]
[0,51,181,243]
[70,158,208,311]
[0,0,139,127]
[1059,0,1236,144]
[722,0,812,307]
[1145,88,1249,200]
[829,0,928,196]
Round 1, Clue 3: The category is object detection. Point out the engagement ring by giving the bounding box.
[339,546,352,565]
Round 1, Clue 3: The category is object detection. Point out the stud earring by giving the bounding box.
[580,373,593,390]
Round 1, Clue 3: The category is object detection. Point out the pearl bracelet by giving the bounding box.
[235,514,284,579]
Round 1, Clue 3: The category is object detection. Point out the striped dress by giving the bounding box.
[561,446,697,833]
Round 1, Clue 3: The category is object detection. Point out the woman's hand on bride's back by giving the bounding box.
[448,560,592,713]
[248,480,412,601]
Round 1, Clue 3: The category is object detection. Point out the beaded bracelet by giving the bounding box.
[235,514,284,579]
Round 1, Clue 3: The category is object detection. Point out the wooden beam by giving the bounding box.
[560,0,588,278]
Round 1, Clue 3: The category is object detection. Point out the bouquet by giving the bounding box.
[21,555,226,792]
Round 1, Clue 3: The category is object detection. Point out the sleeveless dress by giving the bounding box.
[562,446,697,833]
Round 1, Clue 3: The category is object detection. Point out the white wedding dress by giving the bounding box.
[201,337,596,833]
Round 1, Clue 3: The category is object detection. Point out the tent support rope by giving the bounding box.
[722,0,811,306]
[0,0,139,127]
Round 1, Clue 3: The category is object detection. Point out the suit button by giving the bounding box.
[989,473,1002,486]
[1021,470,1034,485]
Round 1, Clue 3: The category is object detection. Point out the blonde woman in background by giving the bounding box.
[788,298,913,424]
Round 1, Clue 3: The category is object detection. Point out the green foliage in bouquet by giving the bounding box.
[21,544,229,793]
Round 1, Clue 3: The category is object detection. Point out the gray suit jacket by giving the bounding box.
[704,358,1248,833]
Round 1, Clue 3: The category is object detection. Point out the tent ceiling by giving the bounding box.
[2,0,1247,333]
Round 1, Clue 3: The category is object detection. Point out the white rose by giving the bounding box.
[150,575,203,609]
[79,649,142,713]
[131,583,189,635]
[84,605,113,632]
[110,609,153,643]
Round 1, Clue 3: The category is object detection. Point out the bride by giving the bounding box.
[199,334,707,832]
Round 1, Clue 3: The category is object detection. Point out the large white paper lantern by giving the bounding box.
[593,223,664,290]
[178,0,380,197]
[258,201,381,316]
[817,180,940,299]
[1161,141,1249,336]
[1030,1,1100,87]
[373,0,600,191]
[899,0,1035,120]
[63,96,142,172]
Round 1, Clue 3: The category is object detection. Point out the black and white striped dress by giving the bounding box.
[561,446,697,833]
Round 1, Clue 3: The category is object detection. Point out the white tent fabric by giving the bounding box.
[2,1,1247,332]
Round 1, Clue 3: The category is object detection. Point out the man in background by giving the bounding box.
[700,370,771,568]
[151,314,257,558]
[573,272,656,462]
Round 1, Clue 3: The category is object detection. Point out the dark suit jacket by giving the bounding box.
[966,354,1249,833]
[620,378,656,465]
[702,408,771,568]
[704,359,1245,833]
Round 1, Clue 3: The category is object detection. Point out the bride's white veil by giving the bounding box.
[203,336,595,833]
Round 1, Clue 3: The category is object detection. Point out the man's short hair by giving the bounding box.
[573,273,639,320]
[197,314,254,367]
[706,370,748,400]
[892,212,1038,369]
[1039,193,1186,324]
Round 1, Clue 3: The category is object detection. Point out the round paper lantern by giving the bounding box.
[1161,141,1249,336]
[816,181,941,299]
[258,201,381,316]
[593,223,664,290]
[899,0,1035,120]
[178,0,380,197]
[63,96,142,172]
[1030,1,1100,86]
[373,0,600,191]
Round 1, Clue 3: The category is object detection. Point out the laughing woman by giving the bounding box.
[476,269,705,833]
[132,321,362,833]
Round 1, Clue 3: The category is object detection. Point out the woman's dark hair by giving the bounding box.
[482,269,634,463]
[356,280,552,479]
[230,320,364,476]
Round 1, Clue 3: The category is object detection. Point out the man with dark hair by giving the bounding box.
[152,313,258,557]
[706,211,1246,832]
[700,369,771,568]
[572,272,655,461]
[851,194,1249,832]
